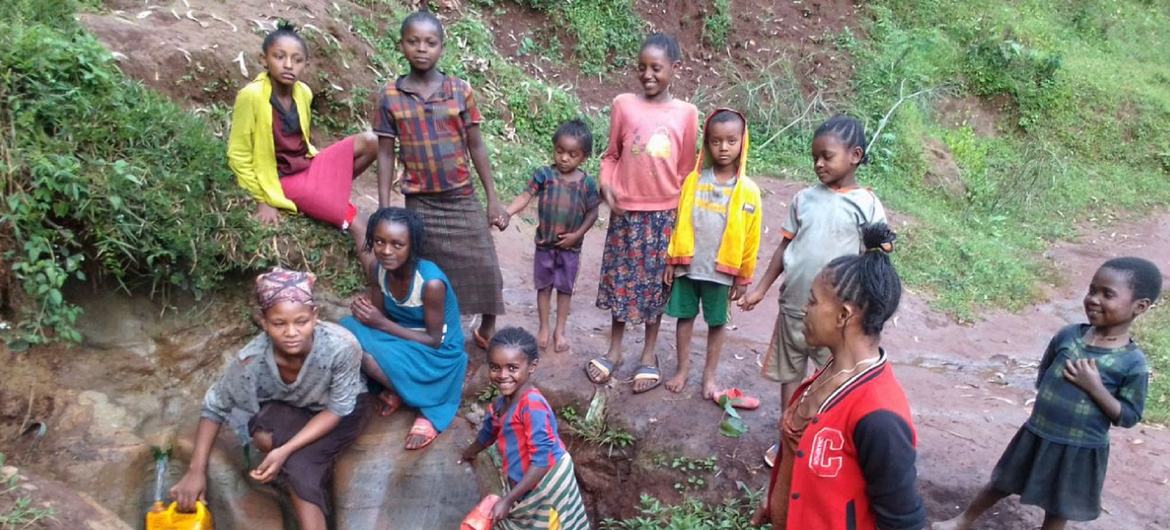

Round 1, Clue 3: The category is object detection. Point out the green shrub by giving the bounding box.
[513,0,644,75]
[703,0,732,48]
[0,1,357,347]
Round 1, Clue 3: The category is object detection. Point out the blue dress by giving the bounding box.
[341,259,467,431]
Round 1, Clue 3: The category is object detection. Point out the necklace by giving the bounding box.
[799,355,881,406]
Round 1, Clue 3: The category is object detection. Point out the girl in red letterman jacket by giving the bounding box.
[754,223,925,530]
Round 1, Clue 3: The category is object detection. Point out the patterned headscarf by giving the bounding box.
[254,268,316,311]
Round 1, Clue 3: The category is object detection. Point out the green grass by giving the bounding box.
[0,453,55,528]
[495,0,645,75]
[736,0,1170,321]
[600,489,766,530]
[1134,303,1170,424]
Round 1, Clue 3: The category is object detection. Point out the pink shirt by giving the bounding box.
[599,93,699,212]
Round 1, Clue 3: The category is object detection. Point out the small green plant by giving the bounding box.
[717,395,748,438]
[652,454,720,493]
[560,405,636,456]
[476,384,501,403]
[0,453,55,528]
[703,0,732,48]
[515,0,644,75]
[600,485,768,529]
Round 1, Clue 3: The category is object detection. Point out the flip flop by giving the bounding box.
[473,328,490,350]
[764,443,779,468]
[585,357,615,384]
[713,387,761,410]
[632,364,661,394]
[405,417,438,450]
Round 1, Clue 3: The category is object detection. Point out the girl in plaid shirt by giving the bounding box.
[936,258,1161,530]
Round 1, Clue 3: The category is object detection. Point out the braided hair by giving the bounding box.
[823,223,901,336]
[814,114,868,164]
[1101,257,1163,303]
[488,326,540,362]
[641,32,682,62]
[400,10,445,42]
[262,20,308,57]
[363,207,426,266]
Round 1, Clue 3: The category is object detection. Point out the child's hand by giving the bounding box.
[663,265,675,286]
[601,186,625,217]
[169,470,207,513]
[738,289,765,311]
[249,446,290,484]
[253,203,281,225]
[350,295,388,328]
[1063,358,1104,392]
[489,496,513,524]
[487,200,509,231]
[730,284,746,301]
[555,232,583,249]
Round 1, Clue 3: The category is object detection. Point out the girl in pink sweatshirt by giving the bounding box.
[585,33,699,394]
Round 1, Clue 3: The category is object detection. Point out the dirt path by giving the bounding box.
[390,168,1170,527]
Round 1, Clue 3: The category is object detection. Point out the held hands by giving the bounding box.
[169,471,207,513]
[253,203,281,225]
[1063,358,1104,392]
[350,295,388,328]
[737,289,765,311]
[249,446,290,484]
[663,265,675,287]
[730,283,746,302]
[487,200,509,231]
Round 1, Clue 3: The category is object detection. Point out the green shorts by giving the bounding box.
[665,276,730,327]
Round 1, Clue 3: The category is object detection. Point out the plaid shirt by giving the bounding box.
[524,166,600,251]
[372,74,483,195]
[1026,324,1148,448]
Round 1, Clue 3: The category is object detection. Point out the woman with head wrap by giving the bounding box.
[170,268,371,530]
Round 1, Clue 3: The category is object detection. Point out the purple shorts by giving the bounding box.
[533,247,581,294]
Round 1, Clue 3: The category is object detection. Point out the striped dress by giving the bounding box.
[476,388,590,529]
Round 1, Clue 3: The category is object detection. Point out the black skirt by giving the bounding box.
[989,426,1108,521]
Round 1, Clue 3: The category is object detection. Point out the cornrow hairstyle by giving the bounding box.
[363,207,426,267]
[1101,257,1163,303]
[641,32,682,63]
[262,20,308,57]
[401,10,445,42]
[552,119,594,158]
[488,326,540,362]
[823,223,901,336]
[814,114,868,164]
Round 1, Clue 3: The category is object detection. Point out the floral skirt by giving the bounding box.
[595,209,675,324]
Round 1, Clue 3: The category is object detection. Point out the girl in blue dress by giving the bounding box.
[341,207,467,450]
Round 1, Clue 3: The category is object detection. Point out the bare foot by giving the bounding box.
[376,390,401,417]
[664,370,688,393]
[701,377,718,400]
[932,515,974,530]
[537,327,550,350]
[553,332,570,353]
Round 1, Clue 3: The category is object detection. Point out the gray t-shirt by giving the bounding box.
[676,168,736,286]
[779,184,886,316]
[201,321,365,422]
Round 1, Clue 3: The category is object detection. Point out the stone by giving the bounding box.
[923,138,968,199]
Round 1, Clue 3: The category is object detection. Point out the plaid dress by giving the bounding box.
[991,324,1149,521]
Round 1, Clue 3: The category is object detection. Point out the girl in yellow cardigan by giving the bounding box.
[227,22,377,236]
[663,108,762,400]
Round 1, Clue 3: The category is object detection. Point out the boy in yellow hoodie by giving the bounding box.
[663,109,762,399]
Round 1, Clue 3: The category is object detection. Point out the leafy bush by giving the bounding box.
[703,0,732,48]
[511,0,644,75]
[0,0,357,347]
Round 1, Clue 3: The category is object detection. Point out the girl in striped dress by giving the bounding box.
[461,327,590,529]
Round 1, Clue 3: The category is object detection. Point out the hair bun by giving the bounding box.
[275,19,298,32]
[861,222,896,254]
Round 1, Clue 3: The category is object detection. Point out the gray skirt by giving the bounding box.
[405,191,505,316]
[989,426,1108,521]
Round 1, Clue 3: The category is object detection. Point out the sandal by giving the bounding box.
[632,363,661,394]
[585,358,616,385]
[713,387,761,410]
[406,417,438,450]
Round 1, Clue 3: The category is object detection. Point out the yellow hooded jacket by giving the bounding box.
[666,108,763,286]
[226,72,319,212]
